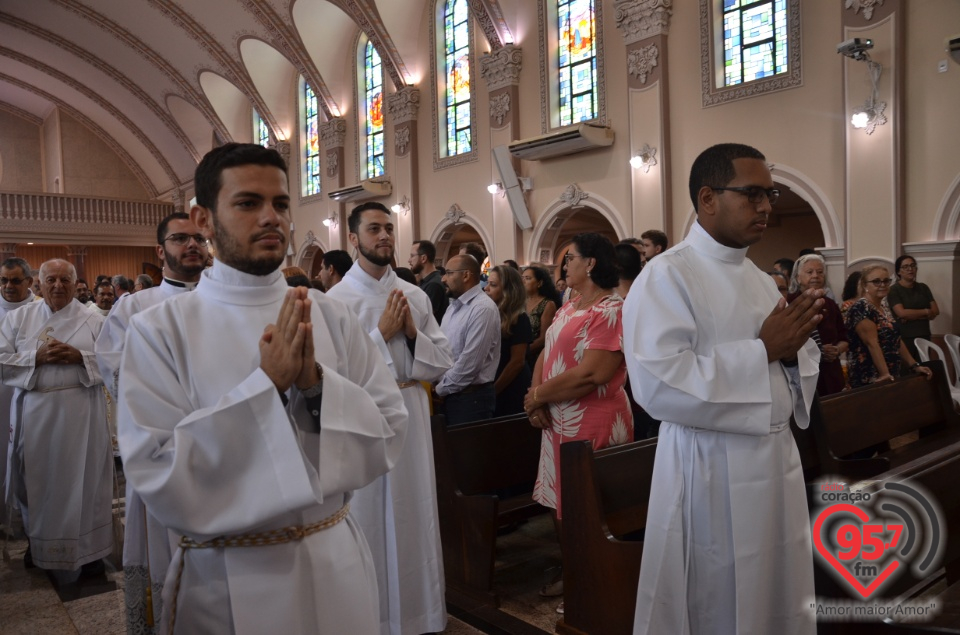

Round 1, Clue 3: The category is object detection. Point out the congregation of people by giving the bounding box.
[1,141,954,635]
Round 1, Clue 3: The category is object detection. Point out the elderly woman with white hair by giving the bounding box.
[787,253,849,395]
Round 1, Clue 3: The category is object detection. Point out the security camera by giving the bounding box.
[837,38,874,61]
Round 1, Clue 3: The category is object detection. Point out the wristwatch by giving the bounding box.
[301,363,324,398]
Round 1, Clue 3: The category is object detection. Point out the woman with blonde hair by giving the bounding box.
[844,263,932,388]
[485,265,533,417]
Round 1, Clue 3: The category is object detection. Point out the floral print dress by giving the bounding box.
[845,297,902,387]
[532,295,633,518]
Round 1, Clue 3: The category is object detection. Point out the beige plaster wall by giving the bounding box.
[0,111,42,192]
[904,0,960,242]
[41,110,62,193]
[59,112,150,200]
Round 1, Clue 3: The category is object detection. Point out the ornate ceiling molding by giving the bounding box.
[0,12,201,162]
[0,100,42,126]
[480,44,522,91]
[615,0,673,45]
[469,0,513,50]
[240,0,338,119]
[387,86,420,124]
[0,72,158,198]
[49,0,231,141]
[146,0,283,140]
[340,0,410,90]
[0,48,180,191]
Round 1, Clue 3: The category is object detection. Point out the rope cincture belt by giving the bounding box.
[397,380,419,389]
[168,503,350,635]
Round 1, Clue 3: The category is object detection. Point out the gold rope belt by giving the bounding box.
[397,380,419,389]
[168,503,349,634]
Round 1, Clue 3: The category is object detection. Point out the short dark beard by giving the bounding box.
[212,216,285,276]
[410,259,423,275]
[359,242,393,268]
[162,245,206,280]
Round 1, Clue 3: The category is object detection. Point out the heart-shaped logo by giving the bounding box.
[812,503,902,599]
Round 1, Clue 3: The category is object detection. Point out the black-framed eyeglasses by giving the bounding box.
[0,277,27,285]
[163,233,206,246]
[867,277,893,286]
[899,264,917,271]
[711,186,780,206]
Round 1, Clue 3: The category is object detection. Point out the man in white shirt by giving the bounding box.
[435,254,500,425]
[0,257,34,535]
[88,281,115,316]
[328,201,453,635]
[117,143,406,634]
[624,143,823,635]
[95,211,208,633]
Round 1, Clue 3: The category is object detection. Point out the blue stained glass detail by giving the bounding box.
[363,41,385,178]
[442,0,471,157]
[557,0,597,126]
[303,83,321,196]
[722,0,787,87]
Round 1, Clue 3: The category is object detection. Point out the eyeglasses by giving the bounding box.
[710,186,781,205]
[163,233,206,246]
[867,278,893,286]
[564,253,583,263]
[0,277,27,285]
[899,264,917,271]
[442,269,468,276]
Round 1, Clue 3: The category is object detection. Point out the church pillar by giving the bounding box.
[841,0,902,266]
[617,0,673,240]
[66,245,88,282]
[480,44,522,264]
[320,118,346,248]
[387,86,421,254]
[0,243,17,263]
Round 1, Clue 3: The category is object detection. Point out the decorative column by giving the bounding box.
[0,243,17,263]
[842,0,902,267]
[617,0,673,240]
[320,118,347,247]
[387,86,421,250]
[66,245,88,282]
[170,189,185,213]
[480,44,522,263]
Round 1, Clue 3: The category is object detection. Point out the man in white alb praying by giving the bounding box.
[0,258,112,581]
[116,143,407,634]
[624,143,823,635]
[95,211,209,634]
[327,201,453,635]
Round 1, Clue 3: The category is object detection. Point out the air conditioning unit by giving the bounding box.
[328,178,392,203]
[508,123,614,161]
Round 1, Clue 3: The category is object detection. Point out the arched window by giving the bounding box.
[557,0,597,126]
[361,39,385,179]
[701,0,801,106]
[443,0,472,156]
[303,81,321,196]
[254,110,270,148]
[538,0,605,131]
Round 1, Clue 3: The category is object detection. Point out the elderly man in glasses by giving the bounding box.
[625,143,823,635]
[94,211,209,631]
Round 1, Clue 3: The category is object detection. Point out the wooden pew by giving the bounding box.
[556,438,658,635]
[430,413,548,607]
[808,360,960,481]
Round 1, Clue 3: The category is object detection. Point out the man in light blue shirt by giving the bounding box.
[435,254,500,425]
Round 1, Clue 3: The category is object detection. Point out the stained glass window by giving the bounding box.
[723,0,787,86]
[254,111,270,148]
[304,82,321,196]
[363,40,385,179]
[444,0,471,156]
[557,0,597,127]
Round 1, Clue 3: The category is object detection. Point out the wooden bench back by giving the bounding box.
[437,412,543,496]
[816,360,959,458]
[591,439,657,537]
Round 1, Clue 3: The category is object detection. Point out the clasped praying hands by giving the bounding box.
[260,287,320,394]
[378,289,417,342]
[759,287,824,363]
[36,338,83,366]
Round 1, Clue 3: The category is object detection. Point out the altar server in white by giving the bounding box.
[624,144,822,635]
[117,143,407,634]
[96,211,208,634]
[0,257,34,533]
[328,201,453,635]
[0,258,111,573]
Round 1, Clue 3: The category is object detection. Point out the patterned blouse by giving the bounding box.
[844,298,902,388]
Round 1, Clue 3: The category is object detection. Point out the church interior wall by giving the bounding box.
[14,244,157,280]
[0,111,42,193]
[40,108,62,194]
[59,112,150,201]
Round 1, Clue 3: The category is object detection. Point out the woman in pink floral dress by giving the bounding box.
[524,232,633,614]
